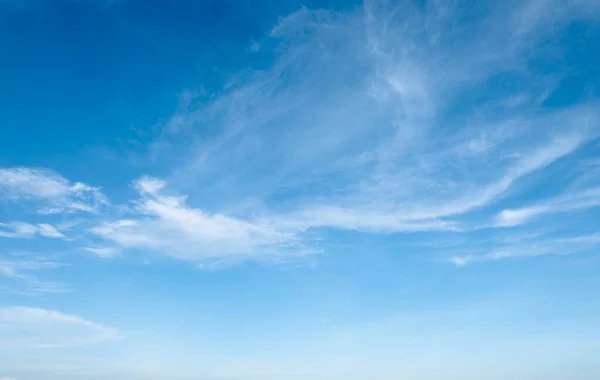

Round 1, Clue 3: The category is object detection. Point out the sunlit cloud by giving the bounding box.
[0,168,108,214]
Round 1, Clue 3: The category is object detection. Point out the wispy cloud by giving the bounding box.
[0,222,37,238]
[88,176,310,262]
[496,188,600,227]
[450,233,600,266]
[83,247,119,258]
[0,222,65,239]
[276,128,590,232]
[0,255,69,295]
[0,307,119,348]
[37,223,65,238]
[1,0,599,267]
[130,0,599,263]
[0,168,107,214]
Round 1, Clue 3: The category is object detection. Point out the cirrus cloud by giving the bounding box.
[0,167,108,214]
[0,307,120,349]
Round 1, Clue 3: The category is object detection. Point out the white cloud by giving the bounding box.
[512,0,600,39]
[79,0,600,265]
[286,130,587,231]
[148,0,597,234]
[4,1,599,268]
[35,207,65,215]
[0,222,65,239]
[0,377,16,380]
[0,167,107,213]
[0,222,37,238]
[449,233,600,265]
[84,247,119,258]
[89,178,307,262]
[495,207,547,227]
[275,205,458,233]
[0,256,69,295]
[449,256,471,267]
[0,168,70,199]
[135,176,166,195]
[87,128,591,261]
[37,223,65,238]
[495,188,600,227]
[0,307,119,348]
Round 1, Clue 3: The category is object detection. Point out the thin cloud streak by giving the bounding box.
[496,188,600,227]
[450,233,600,266]
[0,256,69,295]
[0,222,65,239]
[0,307,119,348]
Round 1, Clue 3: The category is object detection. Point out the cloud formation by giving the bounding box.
[0,222,65,239]
[130,0,599,262]
[88,177,306,261]
[0,168,107,214]
[450,233,600,266]
[496,188,600,227]
[0,0,599,266]
[0,255,69,295]
[0,307,119,348]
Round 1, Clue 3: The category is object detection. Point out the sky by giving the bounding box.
[0,0,600,379]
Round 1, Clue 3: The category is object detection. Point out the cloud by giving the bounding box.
[152,0,598,230]
[89,177,308,262]
[65,0,599,265]
[449,233,600,266]
[276,129,589,233]
[0,168,107,214]
[512,0,600,38]
[0,222,37,238]
[0,168,74,198]
[0,256,69,295]
[0,222,65,239]
[0,377,16,380]
[37,223,65,238]
[495,207,547,227]
[3,1,599,267]
[83,247,119,258]
[0,307,119,348]
[496,188,600,227]
[87,122,593,262]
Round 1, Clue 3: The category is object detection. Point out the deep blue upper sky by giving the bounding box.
[0,0,358,156]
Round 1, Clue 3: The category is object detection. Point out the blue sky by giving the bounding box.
[1,0,600,379]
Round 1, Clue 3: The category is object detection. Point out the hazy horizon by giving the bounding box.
[1,0,600,379]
